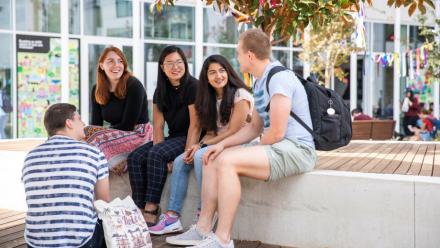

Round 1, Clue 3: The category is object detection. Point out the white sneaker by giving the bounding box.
[166,225,209,246]
[187,233,234,248]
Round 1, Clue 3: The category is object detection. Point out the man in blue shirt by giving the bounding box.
[22,103,110,248]
[167,29,317,248]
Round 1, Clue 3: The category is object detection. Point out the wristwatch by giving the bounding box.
[199,141,207,148]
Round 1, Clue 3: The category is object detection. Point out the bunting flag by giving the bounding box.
[409,51,414,80]
[416,48,421,76]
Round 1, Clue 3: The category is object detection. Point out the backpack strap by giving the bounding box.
[264,66,314,136]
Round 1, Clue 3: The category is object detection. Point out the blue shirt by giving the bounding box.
[253,61,315,148]
[22,135,109,248]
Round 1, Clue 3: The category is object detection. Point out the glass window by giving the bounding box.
[203,8,243,44]
[372,23,394,52]
[0,0,11,29]
[272,50,290,68]
[409,25,425,50]
[203,46,240,77]
[144,4,194,41]
[292,51,303,77]
[84,0,133,37]
[116,0,132,18]
[69,39,80,109]
[16,0,60,33]
[0,34,13,139]
[69,0,80,34]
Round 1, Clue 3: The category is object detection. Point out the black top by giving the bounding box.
[91,76,149,131]
[153,76,198,138]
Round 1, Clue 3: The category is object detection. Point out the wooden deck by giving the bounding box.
[316,141,440,177]
[0,209,290,248]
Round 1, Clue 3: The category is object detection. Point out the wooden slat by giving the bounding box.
[0,140,43,152]
[433,144,440,177]
[359,143,399,173]
[0,237,26,248]
[0,214,25,226]
[0,224,25,238]
[315,143,363,170]
[319,143,375,170]
[0,230,24,245]
[419,144,435,176]
[381,143,413,174]
[0,219,25,232]
[407,144,429,175]
[394,144,421,175]
[0,212,23,220]
[335,143,386,171]
[369,143,407,173]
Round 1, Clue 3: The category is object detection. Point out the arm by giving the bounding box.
[183,104,202,163]
[111,79,145,131]
[95,177,110,202]
[153,104,165,144]
[90,86,103,126]
[259,94,291,145]
[203,99,251,145]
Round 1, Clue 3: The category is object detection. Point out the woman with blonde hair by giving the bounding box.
[85,46,152,175]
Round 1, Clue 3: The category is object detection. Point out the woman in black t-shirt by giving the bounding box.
[85,47,152,175]
[127,46,200,226]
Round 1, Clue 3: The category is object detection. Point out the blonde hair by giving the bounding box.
[239,29,271,60]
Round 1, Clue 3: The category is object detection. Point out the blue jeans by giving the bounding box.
[167,146,208,214]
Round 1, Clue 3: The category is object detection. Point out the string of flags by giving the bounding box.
[369,45,431,80]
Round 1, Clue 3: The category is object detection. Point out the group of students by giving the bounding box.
[21,28,317,248]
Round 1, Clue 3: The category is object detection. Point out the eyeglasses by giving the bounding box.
[163,60,184,69]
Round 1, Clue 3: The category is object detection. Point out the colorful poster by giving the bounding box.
[16,35,79,138]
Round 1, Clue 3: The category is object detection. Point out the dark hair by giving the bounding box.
[195,55,250,133]
[44,103,77,136]
[351,108,362,116]
[406,90,414,101]
[95,46,132,105]
[155,46,190,112]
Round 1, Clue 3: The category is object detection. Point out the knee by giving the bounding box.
[128,150,143,165]
[216,155,236,176]
[147,146,165,161]
[172,155,189,173]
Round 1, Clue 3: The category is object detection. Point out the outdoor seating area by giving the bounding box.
[352,120,396,140]
[2,139,440,248]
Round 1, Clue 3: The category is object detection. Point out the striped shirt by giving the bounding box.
[22,135,109,248]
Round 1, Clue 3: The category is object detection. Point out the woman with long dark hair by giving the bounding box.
[127,46,200,226]
[86,46,152,175]
[150,55,253,235]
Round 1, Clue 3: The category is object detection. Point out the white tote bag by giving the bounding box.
[95,196,152,248]
[402,97,410,113]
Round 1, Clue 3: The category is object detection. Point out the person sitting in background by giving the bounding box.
[409,109,434,141]
[86,46,153,175]
[22,103,110,248]
[351,107,372,121]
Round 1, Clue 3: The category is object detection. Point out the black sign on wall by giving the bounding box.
[16,35,50,53]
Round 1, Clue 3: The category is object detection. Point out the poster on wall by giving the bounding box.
[16,35,79,138]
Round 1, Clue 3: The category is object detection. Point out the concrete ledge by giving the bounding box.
[4,150,440,248]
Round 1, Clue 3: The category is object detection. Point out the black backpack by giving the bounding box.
[1,90,12,113]
[264,66,352,151]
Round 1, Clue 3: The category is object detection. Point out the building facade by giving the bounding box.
[0,0,437,138]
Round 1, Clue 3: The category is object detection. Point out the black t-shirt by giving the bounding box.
[153,76,198,138]
[91,76,149,131]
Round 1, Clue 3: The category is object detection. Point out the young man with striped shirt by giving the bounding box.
[22,103,110,248]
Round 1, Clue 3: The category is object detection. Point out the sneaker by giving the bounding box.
[149,213,183,235]
[187,233,234,248]
[166,225,209,246]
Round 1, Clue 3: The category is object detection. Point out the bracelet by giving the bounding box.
[199,141,207,148]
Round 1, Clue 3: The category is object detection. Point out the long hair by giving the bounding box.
[195,55,250,133]
[95,46,132,105]
[155,46,190,112]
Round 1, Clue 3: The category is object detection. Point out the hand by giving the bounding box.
[203,143,224,165]
[183,144,200,164]
[110,160,127,176]
[167,161,173,172]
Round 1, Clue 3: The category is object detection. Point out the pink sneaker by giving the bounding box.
[149,213,183,235]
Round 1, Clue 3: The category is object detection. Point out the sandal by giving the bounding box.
[142,206,161,227]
